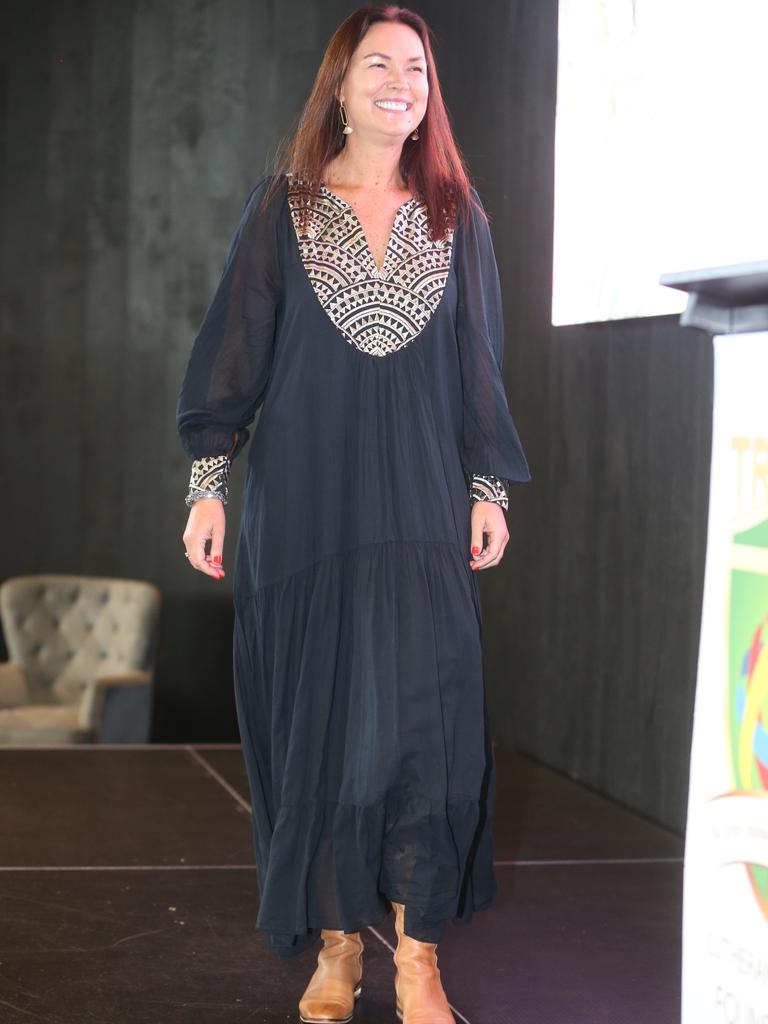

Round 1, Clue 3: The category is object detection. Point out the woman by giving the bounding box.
[176,5,531,1022]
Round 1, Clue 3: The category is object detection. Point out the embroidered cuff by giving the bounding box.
[185,454,231,508]
[470,473,509,510]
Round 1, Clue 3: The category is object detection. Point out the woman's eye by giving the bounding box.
[368,63,423,72]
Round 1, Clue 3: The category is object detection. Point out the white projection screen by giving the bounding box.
[552,0,768,327]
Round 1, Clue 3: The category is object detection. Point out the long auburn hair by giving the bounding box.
[261,4,483,240]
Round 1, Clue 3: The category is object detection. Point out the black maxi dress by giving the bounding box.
[176,172,531,959]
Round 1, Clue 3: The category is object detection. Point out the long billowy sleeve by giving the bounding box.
[176,175,282,481]
[456,188,531,504]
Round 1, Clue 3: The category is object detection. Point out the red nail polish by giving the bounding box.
[471,546,480,554]
[213,555,222,564]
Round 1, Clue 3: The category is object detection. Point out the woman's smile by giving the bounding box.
[373,99,412,112]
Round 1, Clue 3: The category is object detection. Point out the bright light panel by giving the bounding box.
[552,0,768,326]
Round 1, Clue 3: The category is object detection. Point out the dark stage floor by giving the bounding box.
[0,745,683,1023]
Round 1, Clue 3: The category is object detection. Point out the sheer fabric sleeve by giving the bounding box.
[176,174,282,463]
[455,187,531,490]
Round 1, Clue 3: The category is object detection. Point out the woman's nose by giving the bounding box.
[386,69,409,88]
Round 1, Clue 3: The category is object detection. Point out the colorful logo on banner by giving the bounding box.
[682,345,768,1024]
[728,515,768,922]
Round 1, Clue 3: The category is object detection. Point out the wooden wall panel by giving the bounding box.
[1,5,51,588]
[83,1,132,575]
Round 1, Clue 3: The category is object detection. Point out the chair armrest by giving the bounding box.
[78,670,152,731]
[0,661,29,708]
[96,670,152,689]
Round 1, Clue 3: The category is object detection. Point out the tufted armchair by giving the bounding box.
[0,575,161,745]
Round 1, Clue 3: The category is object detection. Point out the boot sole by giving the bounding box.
[396,998,455,1022]
[299,984,362,1024]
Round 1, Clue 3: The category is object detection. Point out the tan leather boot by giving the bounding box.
[392,902,455,1023]
[298,928,364,1024]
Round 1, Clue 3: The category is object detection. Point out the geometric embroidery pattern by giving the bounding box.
[185,454,231,507]
[287,178,454,358]
[468,472,509,510]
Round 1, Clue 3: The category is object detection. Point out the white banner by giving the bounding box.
[682,331,768,1023]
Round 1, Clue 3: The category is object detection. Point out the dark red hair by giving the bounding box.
[261,4,483,239]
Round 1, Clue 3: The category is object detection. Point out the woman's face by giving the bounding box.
[339,21,428,144]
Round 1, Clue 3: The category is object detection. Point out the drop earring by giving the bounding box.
[339,100,353,135]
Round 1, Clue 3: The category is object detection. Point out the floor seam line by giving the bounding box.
[0,865,259,871]
[184,744,253,816]
[493,856,684,865]
[0,857,684,872]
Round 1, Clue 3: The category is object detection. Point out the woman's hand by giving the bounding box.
[182,499,227,580]
[469,501,509,571]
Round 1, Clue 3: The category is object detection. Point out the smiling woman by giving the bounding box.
[175,5,531,1023]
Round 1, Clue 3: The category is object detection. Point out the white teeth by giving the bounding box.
[375,101,409,111]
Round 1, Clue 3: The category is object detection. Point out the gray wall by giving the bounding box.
[0,0,711,830]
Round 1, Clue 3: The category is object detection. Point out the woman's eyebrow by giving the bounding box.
[360,51,425,62]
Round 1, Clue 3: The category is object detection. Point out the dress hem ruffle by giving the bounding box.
[256,882,498,960]
[247,792,497,959]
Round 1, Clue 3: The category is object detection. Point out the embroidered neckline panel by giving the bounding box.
[287,179,455,358]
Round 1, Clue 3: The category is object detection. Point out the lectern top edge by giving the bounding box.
[660,260,768,306]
